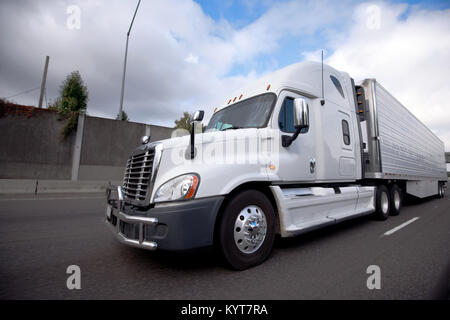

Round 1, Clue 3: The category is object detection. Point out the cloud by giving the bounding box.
[0,0,350,127]
[323,1,450,150]
[0,0,243,125]
[185,53,199,64]
[1,0,449,153]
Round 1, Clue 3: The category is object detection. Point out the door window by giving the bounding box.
[342,120,351,145]
[278,97,296,133]
[330,75,345,99]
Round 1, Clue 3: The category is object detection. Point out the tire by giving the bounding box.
[438,183,445,198]
[389,184,402,216]
[374,185,390,221]
[217,189,276,270]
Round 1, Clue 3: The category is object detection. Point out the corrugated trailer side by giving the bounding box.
[359,79,446,197]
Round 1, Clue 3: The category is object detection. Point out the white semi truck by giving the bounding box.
[106,61,447,270]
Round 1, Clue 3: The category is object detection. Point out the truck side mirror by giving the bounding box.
[141,135,151,144]
[193,110,204,122]
[282,98,309,148]
[189,110,204,159]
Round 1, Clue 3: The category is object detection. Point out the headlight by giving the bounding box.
[154,174,199,203]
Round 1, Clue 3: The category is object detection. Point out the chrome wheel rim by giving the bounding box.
[381,192,389,214]
[394,190,401,210]
[234,205,267,254]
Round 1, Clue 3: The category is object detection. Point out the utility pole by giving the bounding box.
[38,56,49,108]
[118,0,141,120]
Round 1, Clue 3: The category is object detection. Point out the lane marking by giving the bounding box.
[0,196,104,201]
[383,217,420,236]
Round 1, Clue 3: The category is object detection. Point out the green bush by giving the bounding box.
[51,71,88,138]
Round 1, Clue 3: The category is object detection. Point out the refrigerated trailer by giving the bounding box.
[358,79,446,197]
[105,61,447,269]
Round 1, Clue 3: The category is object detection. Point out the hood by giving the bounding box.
[154,128,263,151]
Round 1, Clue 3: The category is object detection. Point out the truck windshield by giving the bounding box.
[206,93,276,131]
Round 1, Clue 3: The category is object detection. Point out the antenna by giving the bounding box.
[321,50,325,106]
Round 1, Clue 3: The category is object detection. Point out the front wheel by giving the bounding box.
[217,190,276,270]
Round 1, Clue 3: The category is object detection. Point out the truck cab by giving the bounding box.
[105,61,446,270]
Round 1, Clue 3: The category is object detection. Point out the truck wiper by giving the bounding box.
[221,126,243,131]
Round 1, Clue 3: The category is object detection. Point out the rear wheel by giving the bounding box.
[217,190,276,270]
[374,185,390,220]
[438,183,445,198]
[389,184,402,216]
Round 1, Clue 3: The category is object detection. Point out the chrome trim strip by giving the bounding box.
[116,210,158,224]
[364,172,444,181]
[149,143,163,203]
[361,78,382,175]
[370,79,383,172]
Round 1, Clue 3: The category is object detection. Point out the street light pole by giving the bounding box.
[118,0,141,120]
[38,56,50,109]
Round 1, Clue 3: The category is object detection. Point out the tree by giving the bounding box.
[50,71,89,138]
[116,110,129,121]
[174,112,193,131]
[174,111,205,135]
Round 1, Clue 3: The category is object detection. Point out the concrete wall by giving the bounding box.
[0,110,75,179]
[0,109,173,181]
[77,116,173,181]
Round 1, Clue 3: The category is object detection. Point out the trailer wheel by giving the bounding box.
[438,183,444,198]
[374,185,390,220]
[217,190,276,270]
[389,184,402,216]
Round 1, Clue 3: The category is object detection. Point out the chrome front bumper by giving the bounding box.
[105,208,159,250]
[105,186,158,250]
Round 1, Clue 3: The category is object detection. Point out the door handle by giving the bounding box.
[310,158,316,174]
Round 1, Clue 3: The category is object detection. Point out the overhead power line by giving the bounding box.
[2,86,41,100]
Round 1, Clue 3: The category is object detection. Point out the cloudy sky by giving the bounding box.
[1,0,449,151]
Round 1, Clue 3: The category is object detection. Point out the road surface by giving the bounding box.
[1,192,449,299]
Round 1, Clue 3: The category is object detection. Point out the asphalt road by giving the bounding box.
[0,192,449,299]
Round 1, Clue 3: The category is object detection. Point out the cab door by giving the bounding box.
[314,72,356,181]
[272,91,316,183]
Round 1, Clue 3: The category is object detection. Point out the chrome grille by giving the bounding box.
[122,148,155,202]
